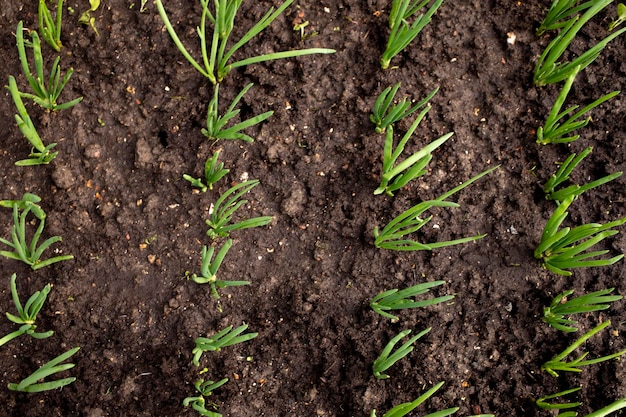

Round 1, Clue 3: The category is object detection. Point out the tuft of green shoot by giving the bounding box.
[370,381,460,417]
[534,0,626,86]
[536,386,582,412]
[78,0,101,36]
[38,0,64,51]
[370,280,454,321]
[188,239,250,299]
[205,180,272,239]
[14,21,83,111]
[375,125,452,196]
[381,0,444,69]
[534,195,626,276]
[7,75,58,166]
[8,346,79,392]
[608,3,626,30]
[192,324,258,366]
[0,193,74,270]
[183,377,229,417]
[373,328,430,379]
[535,0,595,36]
[370,83,438,134]
[537,66,620,144]
[184,150,230,192]
[543,288,622,332]
[203,83,273,143]
[542,320,626,377]
[543,147,623,203]
[373,165,499,251]
[154,0,335,84]
[0,273,54,347]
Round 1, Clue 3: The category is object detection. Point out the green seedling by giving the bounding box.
[586,398,626,417]
[184,150,230,192]
[14,21,83,111]
[8,346,79,392]
[542,320,626,377]
[543,147,622,202]
[608,3,626,30]
[192,324,258,366]
[370,83,438,134]
[203,83,273,143]
[205,180,272,239]
[375,125,452,196]
[183,377,229,417]
[0,193,74,270]
[536,386,582,412]
[534,195,626,276]
[373,328,430,379]
[536,0,596,36]
[370,280,454,321]
[370,381,459,417]
[534,0,626,86]
[373,165,498,250]
[38,0,64,51]
[7,76,58,166]
[155,0,335,84]
[381,0,443,69]
[0,273,54,347]
[78,0,101,36]
[537,66,620,144]
[543,288,622,332]
[189,239,250,299]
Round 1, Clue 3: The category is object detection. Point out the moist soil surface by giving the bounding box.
[1,1,626,416]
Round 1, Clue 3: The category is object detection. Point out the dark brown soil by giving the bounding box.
[1,1,626,416]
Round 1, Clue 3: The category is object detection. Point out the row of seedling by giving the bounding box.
[1,2,83,395]
[365,3,497,415]
[531,2,626,414]
[153,0,334,414]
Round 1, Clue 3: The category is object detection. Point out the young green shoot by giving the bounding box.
[370,83,438,134]
[370,381,460,417]
[154,0,335,84]
[7,75,58,166]
[15,21,83,111]
[0,193,74,270]
[203,83,273,143]
[586,398,626,417]
[537,66,620,144]
[373,328,430,379]
[542,320,626,377]
[381,0,444,69]
[534,0,626,86]
[543,288,622,332]
[183,377,229,417]
[375,125,452,196]
[8,346,79,392]
[373,165,499,251]
[536,386,582,412]
[78,0,101,36]
[38,0,64,51]
[192,324,258,366]
[184,150,230,192]
[536,0,595,36]
[0,274,54,347]
[534,195,626,276]
[188,239,250,299]
[370,280,454,321]
[608,3,626,30]
[206,180,272,239]
[543,147,623,202]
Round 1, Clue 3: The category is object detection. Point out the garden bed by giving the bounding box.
[1,1,626,416]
